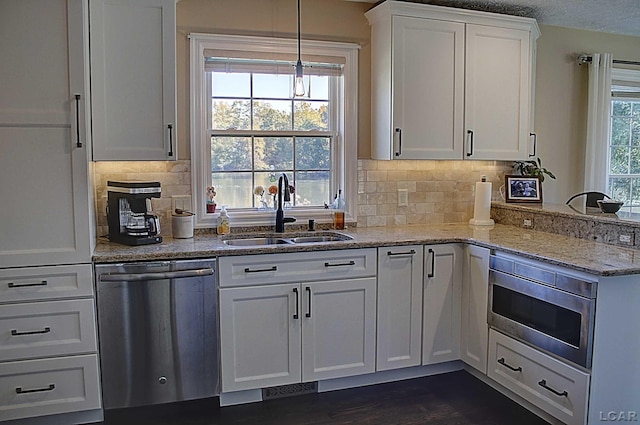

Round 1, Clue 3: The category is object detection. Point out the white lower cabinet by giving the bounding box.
[219,283,301,391]
[376,246,424,371]
[0,355,101,422]
[302,278,377,381]
[488,330,589,425]
[460,244,490,373]
[219,250,377,393]
[422,244,462,365]
[0,265,101,423]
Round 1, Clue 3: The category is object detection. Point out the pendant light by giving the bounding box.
[294,0,305,97]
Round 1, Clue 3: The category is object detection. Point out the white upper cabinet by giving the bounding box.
[0,0,92,268]
[366,1,540,161]
[464,24,533,159]
[90,0,177,161]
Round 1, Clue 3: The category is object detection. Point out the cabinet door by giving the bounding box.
[376,246,423,370]
[0,0,91,268]
[90,0,176,160]
[389,16,464,160]
[465,24,532,160]
[0,127,91,268]
[461,245,490,373]
[219,284,301,392]
[422,244,462,364]
[0,0,87,127]
[302,277,376,381]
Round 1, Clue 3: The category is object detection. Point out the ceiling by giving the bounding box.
[347,0,640,37]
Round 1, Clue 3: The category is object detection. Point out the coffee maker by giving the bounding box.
[107,181,162,245]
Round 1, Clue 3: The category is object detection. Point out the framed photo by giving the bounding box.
[505,175,542,203]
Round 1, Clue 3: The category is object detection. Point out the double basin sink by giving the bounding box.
[223,232,353,246]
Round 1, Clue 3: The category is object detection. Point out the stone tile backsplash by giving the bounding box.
[93,161,192,238]
[357,159,512,227]
[93,159,513,237]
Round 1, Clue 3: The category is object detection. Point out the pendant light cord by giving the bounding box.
[297,0,301,61]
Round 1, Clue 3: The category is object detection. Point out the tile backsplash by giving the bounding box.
[93,161,192,238]
[357,160,512,227]
[93,159,513,237]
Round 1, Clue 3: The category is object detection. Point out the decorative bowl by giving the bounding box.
[597,199,624,213]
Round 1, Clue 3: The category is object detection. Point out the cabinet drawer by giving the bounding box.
[0,264,93,303]
[0,299,97,361]
[0,354,101,421]
[219,249,377,287]
[488,329,589,425]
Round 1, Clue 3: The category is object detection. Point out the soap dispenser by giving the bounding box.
[217,205,230,235]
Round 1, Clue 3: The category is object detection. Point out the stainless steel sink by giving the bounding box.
[290,235,353,244]
[223,232,353,246]
[223,237,293,246]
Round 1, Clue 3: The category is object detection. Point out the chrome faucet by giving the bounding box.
[275,173,296,232]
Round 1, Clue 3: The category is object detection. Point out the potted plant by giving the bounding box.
[206,186,217,213]
[513,157,556,182]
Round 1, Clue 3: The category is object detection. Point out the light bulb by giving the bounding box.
[294,60,305,97]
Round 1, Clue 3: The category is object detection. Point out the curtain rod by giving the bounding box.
[577,54,640,66]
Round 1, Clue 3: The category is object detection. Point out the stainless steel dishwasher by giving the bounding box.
[94,259,219,409]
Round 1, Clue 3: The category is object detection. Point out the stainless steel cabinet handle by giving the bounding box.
[324,261,355,267]
[16,384,55,394]
[387,249,416,256]
[11,327,51,336]
[538,379,568,397]
[427,248,435,278]
[167,124,174,157]
[305,287,312,318]
[8,280,48,288]
[498,357,522,372]
[293,288,299,320]
[100,268,214,282]
[74,94,82,148]
[394,128,402,157]
[466,130,474,157]
[529,132,537,157]
[243,266,278,274]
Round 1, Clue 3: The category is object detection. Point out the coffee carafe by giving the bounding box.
[107,181,163,246]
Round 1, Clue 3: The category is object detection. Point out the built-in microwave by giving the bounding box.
[488,253,597,369]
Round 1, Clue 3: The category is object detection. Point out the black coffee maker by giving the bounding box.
[107,181,162,246]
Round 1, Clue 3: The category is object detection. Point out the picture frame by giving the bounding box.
[505,175,543,203]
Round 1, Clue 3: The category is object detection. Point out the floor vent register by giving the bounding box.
[262,382,318,400]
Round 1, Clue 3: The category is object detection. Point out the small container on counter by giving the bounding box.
[172,211,194,239]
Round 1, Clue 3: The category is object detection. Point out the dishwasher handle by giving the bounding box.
[99,268,214,282]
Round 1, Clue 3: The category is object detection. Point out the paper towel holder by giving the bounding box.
[469,175,495,226]
[504,175,542,203]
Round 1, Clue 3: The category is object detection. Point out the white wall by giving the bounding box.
[534,24,640,203]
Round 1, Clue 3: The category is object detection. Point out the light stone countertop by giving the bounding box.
[93,223,640,276]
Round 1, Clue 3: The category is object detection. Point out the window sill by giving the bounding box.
[195,208,354,230]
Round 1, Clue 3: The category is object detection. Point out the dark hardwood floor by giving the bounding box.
[102,370,550,425]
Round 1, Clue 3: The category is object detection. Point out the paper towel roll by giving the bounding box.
[469,179,495,226]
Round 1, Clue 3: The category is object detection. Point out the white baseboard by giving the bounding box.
[219,389,263,407]
[318,361,464,392]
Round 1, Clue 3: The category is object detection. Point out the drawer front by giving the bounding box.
[488,329,589,425]
[0,264,93,303]
[219,249,377,287]
[0,299,97,361]
[0,354,101,421]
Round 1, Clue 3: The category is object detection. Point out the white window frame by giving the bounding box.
[189,33,359,229]
[606,67,640,209]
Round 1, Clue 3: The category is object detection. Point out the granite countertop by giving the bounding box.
[93,223,640,276]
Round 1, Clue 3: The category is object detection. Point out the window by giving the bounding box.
[606,68,640,215]
[190,34,359,228]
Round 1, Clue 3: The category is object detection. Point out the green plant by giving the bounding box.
[513,157,556,182]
